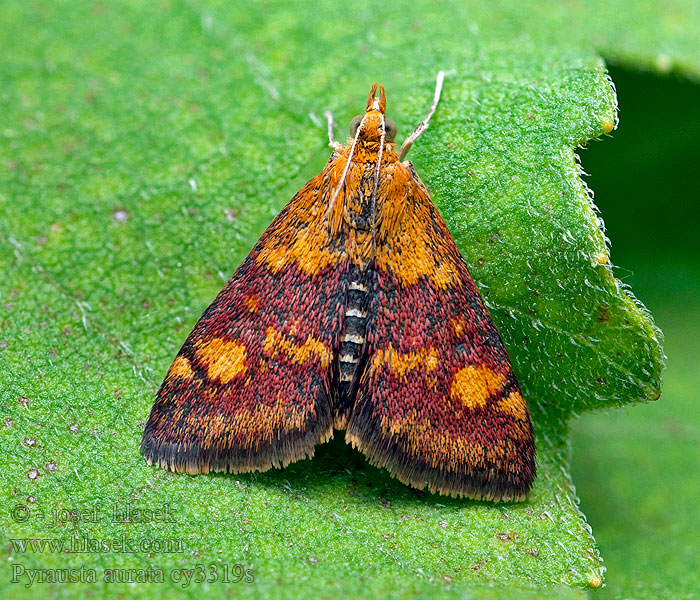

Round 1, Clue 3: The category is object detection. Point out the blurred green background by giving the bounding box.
[571,67,700,599]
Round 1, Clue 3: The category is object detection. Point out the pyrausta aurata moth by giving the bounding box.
[141,73,536,501]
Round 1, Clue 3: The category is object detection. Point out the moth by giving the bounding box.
[141,73,536,501]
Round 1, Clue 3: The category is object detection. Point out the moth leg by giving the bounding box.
[398,71,445,161]
[324,110,343,150]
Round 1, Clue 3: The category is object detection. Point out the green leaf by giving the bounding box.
[2,0,686,597]
[570,67,700,600]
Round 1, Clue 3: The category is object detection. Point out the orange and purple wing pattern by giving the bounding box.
[140,175,348,474]
[142,80,536,501]
[346,165,535,501]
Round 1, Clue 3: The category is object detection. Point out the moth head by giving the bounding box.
[348,83,397,143]
[349,114,397,143]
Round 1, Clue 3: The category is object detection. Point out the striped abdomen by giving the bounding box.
[333,270,371,427]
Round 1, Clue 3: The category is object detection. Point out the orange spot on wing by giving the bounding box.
[368,344,438,377]
[187,412,228,450]
[263,327,331,368]
[246,294,260,313]
[451,364,505,409]
[196,338,247,383]
[259,225,342,275]
[167,355,194,381]
[452,315,467,336]
[497,390,529,421]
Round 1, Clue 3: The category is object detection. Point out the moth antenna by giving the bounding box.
[370,113,386,253]
[326,114,365,220]
[325,111,342,150]
[398,71,445,161]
